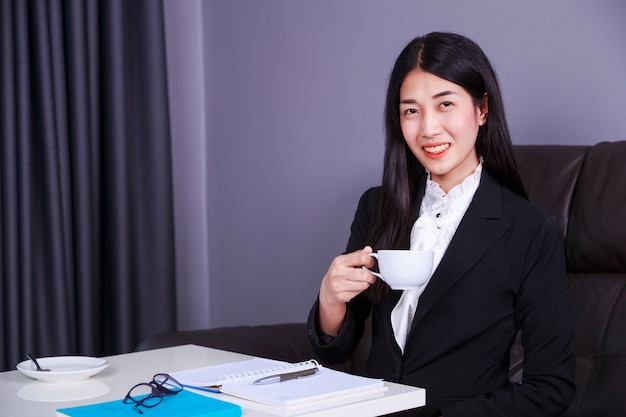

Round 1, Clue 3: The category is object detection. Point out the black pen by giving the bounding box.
[253,367,319,385]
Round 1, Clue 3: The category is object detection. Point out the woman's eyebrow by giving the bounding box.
[432,90,456,99]
[400,90,457,104]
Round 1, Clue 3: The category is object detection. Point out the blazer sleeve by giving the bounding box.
[307,187,380,365]
[441,215,576,417]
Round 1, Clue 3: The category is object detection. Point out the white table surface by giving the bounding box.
[0,344,425,416]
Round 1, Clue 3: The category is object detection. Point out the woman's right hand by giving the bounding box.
[317,246,377,335]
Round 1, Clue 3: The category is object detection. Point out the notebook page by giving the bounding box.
[171,357,318,387]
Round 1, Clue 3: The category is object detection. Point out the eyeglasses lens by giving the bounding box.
[154,373,183,394]
[125,383,163,407]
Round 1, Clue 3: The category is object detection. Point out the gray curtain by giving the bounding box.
[0,0,176,371]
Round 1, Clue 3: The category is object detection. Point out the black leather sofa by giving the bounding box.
[137,141,626,417]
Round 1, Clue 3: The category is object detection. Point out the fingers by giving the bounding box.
[327,268,374,300]
[317,247,378,334]
[357,246,376,268]
[320,247,378,304]
[337,246,375,270]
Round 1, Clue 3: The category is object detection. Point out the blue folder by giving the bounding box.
[56,389,242,417]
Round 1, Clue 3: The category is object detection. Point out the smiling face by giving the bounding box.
[399,69,488,193]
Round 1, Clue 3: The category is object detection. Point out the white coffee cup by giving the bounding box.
[365,250,434,290]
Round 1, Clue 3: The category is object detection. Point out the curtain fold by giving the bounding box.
[0,0,176,371]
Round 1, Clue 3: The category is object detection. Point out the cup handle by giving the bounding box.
[362,253,382,279]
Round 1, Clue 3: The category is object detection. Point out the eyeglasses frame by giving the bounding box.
[122,373,183,414]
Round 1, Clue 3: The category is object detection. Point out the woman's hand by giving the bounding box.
[317,246,377,335]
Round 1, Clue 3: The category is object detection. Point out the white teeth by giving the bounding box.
[423,143,450,154]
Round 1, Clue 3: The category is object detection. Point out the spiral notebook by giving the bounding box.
[170,357,385,408]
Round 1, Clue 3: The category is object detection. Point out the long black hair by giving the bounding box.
[367,32,527,299]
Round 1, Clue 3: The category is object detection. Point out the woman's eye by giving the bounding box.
[404,108,418,116]
[440,101,452,109]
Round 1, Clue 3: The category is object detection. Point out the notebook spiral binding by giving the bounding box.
[216,359,320,384]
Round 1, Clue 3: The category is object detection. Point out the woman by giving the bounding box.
[307,32,576,417]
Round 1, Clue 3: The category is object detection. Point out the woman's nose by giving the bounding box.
[421,112,442,138]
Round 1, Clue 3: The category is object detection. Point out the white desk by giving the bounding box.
[0,345,425,416]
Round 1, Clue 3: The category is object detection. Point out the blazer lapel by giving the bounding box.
[410,172,511,327]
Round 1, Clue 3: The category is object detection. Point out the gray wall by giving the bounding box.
[166,0,626,330]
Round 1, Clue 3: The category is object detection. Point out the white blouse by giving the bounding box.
[391,161,483,352]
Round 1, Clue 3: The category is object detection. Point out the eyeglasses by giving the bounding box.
[122,373,183,414]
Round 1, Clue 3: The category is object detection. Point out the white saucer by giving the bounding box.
[16,356,109,383]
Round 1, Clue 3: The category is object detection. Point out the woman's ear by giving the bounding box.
[478,93,488,126]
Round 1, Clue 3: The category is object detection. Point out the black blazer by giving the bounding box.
[308,171,576,417]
